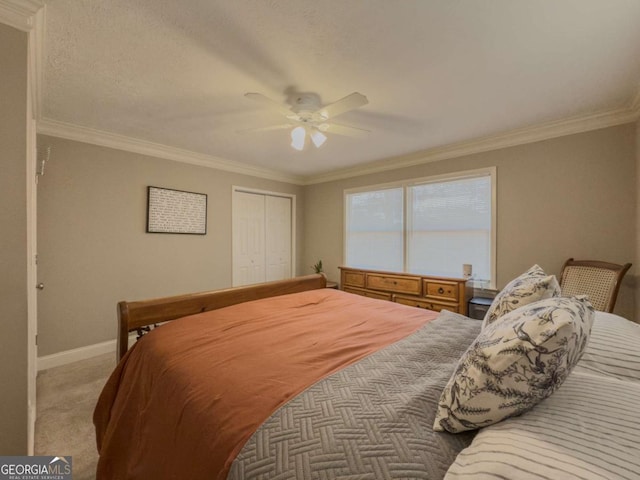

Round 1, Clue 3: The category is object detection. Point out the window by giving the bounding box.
[345,168,496,287]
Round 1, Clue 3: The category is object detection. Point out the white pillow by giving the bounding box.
[434,296,594,433]
[482,264,560,329]
[445,371,640,479]
[574,311,640,383]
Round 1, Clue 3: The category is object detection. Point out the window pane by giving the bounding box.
[408,176,491,280]
[346,188,403,271]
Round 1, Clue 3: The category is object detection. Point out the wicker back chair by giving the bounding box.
[559,258,632,313]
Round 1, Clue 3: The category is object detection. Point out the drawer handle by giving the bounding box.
[438,287,445,294]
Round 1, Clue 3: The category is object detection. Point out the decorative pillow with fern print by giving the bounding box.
[482,265,561,329]
[434,296,594,433]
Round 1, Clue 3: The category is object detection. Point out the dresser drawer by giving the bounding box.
[393,295,432,309]
[424,279,459,301]
[342,271,365,288]
[366,274,421,295]
[364,290,393,301]
[343,287,392,301]
[394,294,459,313]
[425,301,460,313]
[343,286,366,297]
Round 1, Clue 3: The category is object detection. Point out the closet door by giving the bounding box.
[265,195,292,282]
[232,190,293,287]
[232,191,266,286]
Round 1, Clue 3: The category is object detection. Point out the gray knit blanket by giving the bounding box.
[228,311,481,480]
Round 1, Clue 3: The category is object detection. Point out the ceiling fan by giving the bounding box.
[240,91,369,150]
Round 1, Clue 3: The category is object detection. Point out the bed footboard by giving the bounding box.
[117,274,327,361]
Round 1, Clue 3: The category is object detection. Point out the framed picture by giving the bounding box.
[146,186,207,235]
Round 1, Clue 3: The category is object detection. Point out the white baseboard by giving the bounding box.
[37,335,136,371]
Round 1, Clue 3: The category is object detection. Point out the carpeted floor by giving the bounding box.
[35,353,115,480]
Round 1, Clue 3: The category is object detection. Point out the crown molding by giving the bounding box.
[0,0,42,31]
[303,105,639,185]
[37,118,305,185]
[36,98,640,188]
[38,104,637,188]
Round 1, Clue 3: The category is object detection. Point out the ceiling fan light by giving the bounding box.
[290,126,306,151]
[310,130,327,148]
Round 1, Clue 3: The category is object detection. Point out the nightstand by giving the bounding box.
[326,281,338,289]
[468,297,493,320]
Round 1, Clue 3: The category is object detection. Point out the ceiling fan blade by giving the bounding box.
[319,92,368,119]
[237,124,293,134]
[244,93,294,117]
[309,128,327,148]
[320,123,370,137]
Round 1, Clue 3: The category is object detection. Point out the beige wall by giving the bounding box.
[0,23,29,454]
[304,124,637,320]
[37,136,304,356]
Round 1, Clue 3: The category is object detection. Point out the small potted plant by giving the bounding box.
[312,260,323,274]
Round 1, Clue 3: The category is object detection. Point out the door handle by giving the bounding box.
[36,283,45,290]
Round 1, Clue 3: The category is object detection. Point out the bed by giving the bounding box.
[94,272,640,480]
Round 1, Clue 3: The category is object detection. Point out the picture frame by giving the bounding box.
[146,186,207,235]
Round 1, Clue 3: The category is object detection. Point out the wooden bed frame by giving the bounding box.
[117,274,327,361]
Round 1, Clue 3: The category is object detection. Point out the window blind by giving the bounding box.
[345,187,403,271]
[407,176,491,280]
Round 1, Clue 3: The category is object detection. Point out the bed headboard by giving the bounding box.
[117,274,327,361]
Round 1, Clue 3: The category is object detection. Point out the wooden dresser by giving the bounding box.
[339,266,470,315]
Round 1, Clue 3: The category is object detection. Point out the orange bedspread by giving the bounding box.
[94,288,438,480]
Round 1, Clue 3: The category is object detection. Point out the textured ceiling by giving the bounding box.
[42,0,640,178]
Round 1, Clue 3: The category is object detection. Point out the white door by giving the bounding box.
[27,119,38,454]
[232,192,266,286]
[232,189,293,287]
[25,8,45,454]
[265,195,292,282]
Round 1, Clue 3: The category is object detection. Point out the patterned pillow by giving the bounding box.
[434,296,594,433]
[482,265,560,329]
